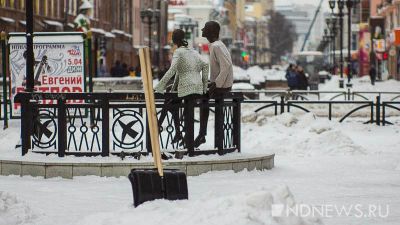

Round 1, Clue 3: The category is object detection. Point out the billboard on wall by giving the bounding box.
[358,23,371,76]
[8,33,85,116]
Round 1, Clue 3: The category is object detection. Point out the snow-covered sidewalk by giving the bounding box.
[1,77,400,225]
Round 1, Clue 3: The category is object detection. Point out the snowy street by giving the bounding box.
[1,78,400,225]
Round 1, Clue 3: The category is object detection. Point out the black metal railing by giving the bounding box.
[15,92,244,157]
[242,94,396,125]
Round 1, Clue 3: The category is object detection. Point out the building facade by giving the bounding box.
[374,0,400,80]
[0,0,169,77]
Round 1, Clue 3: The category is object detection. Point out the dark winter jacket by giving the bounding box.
[285,70,298,89]
[297,71,308,90]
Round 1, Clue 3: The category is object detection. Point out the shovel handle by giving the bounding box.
[139,47,164,177]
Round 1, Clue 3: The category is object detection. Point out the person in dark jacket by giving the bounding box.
[285,64,298,90]
[296,66,308,90]
[110,60,123,77]
[369,65,377,85]
[121,63,129,76]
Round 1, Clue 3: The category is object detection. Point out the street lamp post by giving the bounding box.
[346,0,357,84]
[25,0,34,92]
[337,0,345,88]
[326,16,337,76]
[323,29,330,67]
[140,8,160,56]
[328,1,337,76]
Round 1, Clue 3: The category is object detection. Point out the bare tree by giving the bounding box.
[268,11,297,65]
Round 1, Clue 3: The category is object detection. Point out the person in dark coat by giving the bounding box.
[285,64,298,90]
[121,63,129,76]
[296,66,308,90]
[110,60,123,77]
[369,65,377,85]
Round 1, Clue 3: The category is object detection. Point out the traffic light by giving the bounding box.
[383,52,388,60]
[241,51,249,62]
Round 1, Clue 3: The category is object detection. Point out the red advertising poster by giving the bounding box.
[8,34,85,116]
[358,23,371,76]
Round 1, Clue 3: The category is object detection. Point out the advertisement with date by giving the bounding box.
[9,41,85,116]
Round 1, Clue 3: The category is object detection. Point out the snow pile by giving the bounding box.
[76,185,322,225]
[0,192,40,225]
[247,66,266,85]
[242,112,367,156]
[232,82,255,90]
[233,66,250,81]
[296,130,366,156]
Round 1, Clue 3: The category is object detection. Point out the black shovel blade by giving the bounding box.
[164,170,188,201]
[129,169,188,207]
[129,169,164,207]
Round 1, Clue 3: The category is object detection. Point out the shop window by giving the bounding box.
[34,0,40,14]
[19,0,24,10]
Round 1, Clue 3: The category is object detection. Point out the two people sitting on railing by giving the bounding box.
[285,64,308,91]
[154,21,233,148]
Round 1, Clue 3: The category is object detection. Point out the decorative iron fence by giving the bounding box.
[15,92,244,157]
[243,95,399,125]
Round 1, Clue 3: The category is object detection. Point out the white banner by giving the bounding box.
[9,34,85,116]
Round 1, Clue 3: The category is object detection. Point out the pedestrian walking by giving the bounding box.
[296,66,308,90]
[369,65,377,85]
[285,64,298,90]
[195,20,234,148]
[110,60,123,77]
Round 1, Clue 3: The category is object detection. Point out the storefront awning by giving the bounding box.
[0,17,15,24]
[111,29,125,35]
[105,32,116,38]
[90,28,106,35]
[43,19,63,28]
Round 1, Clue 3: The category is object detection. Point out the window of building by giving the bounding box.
[34,0,40,14]
[69,0,78,15]
[10,0,15,8]
[43,0,48,16]
[0,0,5,7]
[19,0,24,10]
[50,0,55,17]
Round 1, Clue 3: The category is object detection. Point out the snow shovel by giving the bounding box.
[128,47,188,207]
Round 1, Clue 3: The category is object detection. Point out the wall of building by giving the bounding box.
[0,0,169,77]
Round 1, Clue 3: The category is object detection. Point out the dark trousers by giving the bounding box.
[159,94,201,151]
[158,98,182,137]
[199,88,231,137]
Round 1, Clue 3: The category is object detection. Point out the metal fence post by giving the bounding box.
[1,32,8,129]
[370,102,374,124]
[20,98,31,156]
[214,97,224,154]
[87,31,93,93]
[376,96,380,126]
[184,98,195,156]
[145,116,152,154]
[233,97,241,153]
[382,102,386,126]
[101,99,110,156]
[280,96,285,114]
[57,99,66,157]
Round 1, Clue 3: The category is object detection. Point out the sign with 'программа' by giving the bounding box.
[8,33,85,116]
